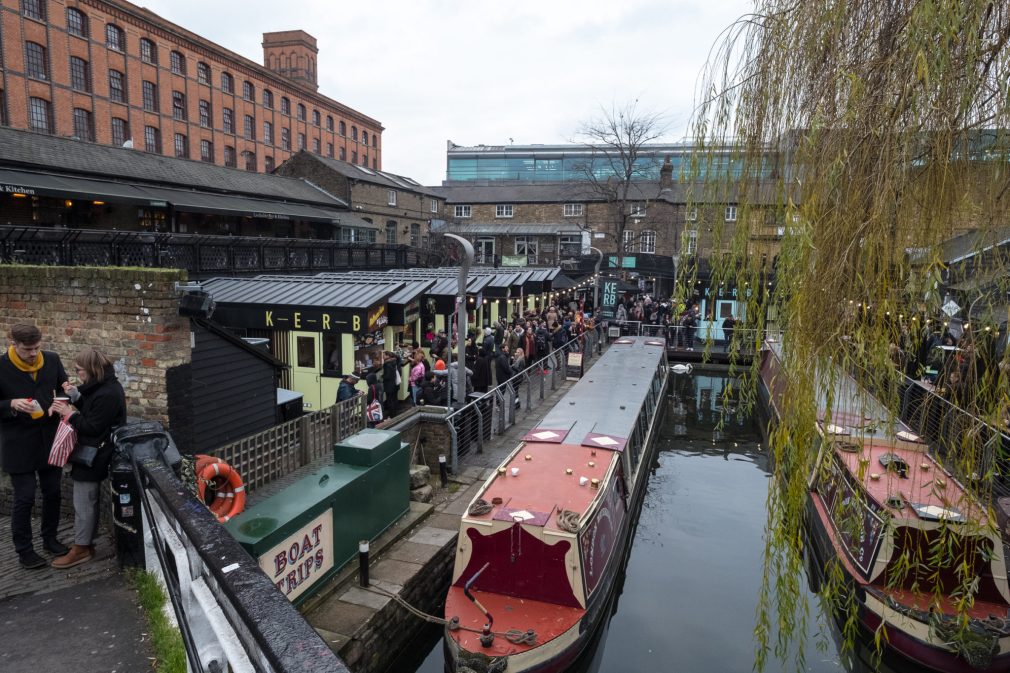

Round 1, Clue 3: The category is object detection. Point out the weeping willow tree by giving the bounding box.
[689,1,1010,669]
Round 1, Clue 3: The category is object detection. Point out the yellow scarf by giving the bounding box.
[8,345,44,380]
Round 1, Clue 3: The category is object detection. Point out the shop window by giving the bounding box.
[138,208,167,230]
[296,336,316,368]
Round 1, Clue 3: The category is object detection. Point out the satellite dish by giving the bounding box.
[123,139,134,148]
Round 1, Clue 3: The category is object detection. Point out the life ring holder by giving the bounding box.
[195,455,246,523]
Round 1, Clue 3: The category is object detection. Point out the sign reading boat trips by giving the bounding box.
[259,511,334,602]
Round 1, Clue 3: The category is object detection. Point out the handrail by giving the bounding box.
[0,225,435,276]
[126,437,349,673]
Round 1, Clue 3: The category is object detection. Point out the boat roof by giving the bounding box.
[832,440,983,523]
[466,337,666,532]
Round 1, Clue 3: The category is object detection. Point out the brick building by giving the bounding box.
[276,150,445,246]
[0,0,381,173]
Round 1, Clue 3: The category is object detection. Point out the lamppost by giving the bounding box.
[591,246,603,315]
[444,233,473,406]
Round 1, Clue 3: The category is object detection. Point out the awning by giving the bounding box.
[0,167,346,222]
[441,222,585,236]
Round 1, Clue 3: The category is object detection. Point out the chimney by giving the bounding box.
[262,30,319,91]
[659,155,673,191]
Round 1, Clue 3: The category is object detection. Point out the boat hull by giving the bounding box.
[806,496,1010,673]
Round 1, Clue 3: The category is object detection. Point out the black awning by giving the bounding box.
[0,168,156,204]
[0,167,346,222]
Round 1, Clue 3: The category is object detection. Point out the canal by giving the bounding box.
[397,369,903,673]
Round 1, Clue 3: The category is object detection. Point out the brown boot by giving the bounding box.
[51,544,94,569]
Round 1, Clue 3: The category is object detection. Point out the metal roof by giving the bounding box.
[202,276,402,309]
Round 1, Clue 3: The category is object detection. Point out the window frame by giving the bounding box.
[66,8,88,37]
[263,120,273,145]
[630,203,647,218]
[173,132,188,159]
[515,235,538,264]
[242,80,254,101]
[171,90,187,120]
[72,107,93,142]
[686,206,698,222]
[430,199,438,213]
[69,56,91,92]
[22,0,46,21]
[170,51,186,75]
[262,89,273,108]
[24,42,48,81]
[281,127,290,151]
[142,81,158,112]
[220,72,234,94]
[280,97,290,115]
[296,103,306,121]
[198,99,211,128]
[385,221,397,245]
[684,229,698,255]
[108,69,126,103]
[144,125,161,153]
[495,204,514,218]
[200,139,213,163]
[28,97,52,134]
[387,190,397,206]
[243,114,255,141]
[454,204,472,219]
[110,117,129,147]
[725,205,738,222]
[312,109,320,126]
[563,203,584,217]
[639,230,657,254]
[196,62,211,84]
[224,145,236,168]
[222,107,234,134]
[410,223,420,247]
[105,24,125,52]
[139,38,157,65]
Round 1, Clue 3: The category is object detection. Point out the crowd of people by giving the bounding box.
[340,300,601,418]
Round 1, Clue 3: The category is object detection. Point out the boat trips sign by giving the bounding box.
[259,510,334,602]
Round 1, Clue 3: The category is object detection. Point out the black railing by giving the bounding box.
[0,226,435,278]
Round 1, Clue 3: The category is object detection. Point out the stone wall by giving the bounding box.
[0,265,192,515]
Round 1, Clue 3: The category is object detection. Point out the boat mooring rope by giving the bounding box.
[468,498,494,516]
[556,509,580,533]
[362,584,538,645]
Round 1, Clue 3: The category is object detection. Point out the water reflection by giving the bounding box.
[401,370,921,673]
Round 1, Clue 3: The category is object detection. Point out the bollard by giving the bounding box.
[439,454,449,487]
[358,540,370,587]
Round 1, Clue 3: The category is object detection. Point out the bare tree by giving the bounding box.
[576,102,668,271]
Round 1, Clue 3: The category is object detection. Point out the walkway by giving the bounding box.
[0,515,154,672]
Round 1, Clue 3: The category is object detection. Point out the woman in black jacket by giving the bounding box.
[49,348,126,568]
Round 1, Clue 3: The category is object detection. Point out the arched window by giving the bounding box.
[296,103,306,120]
[242,151,256,172]
[242,80,254,100]
[170,51,186,75]
[385,221,397,245]
[338,120,346,135]
[280,97,290,115]
[312,109,320,126]
[351,125,358,141]
[140,38,157,64]
[221,72,234,93]
[362,131,368,145]
[326,115,334,131]
[105,24,125,51]
[262,90,273,108]
[66,8,88,37]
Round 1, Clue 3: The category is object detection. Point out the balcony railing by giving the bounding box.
[0,225,435,278]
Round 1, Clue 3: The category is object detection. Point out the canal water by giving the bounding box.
[397,370,905,673]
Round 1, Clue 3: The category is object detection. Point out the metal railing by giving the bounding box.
[443,327,603,470]
[211,395,365,493]
[117,428,348,673]
[0,225,435,277]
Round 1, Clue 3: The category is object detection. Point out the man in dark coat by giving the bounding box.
[494,346,514,387]
[472,347,492,393]
[481,327,496,354]
[0,324,69,568]
[380,352,402,419]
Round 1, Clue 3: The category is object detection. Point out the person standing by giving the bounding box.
[0,324,69,569]
[381,351,402,419]
[49,348,126,568]
[472,347,492,394]
[494,346,514,388]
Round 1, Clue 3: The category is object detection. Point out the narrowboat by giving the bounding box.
[443,337,669,673]
[759,341,1010,672]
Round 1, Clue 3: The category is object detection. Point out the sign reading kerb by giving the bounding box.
[259,510,334,602]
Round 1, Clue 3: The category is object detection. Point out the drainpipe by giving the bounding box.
[444,233,474,406]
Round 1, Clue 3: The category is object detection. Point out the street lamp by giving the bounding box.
[443,233,473,406]
[591,246,603,315]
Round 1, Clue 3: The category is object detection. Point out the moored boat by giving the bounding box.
[443,336,669,673]
[759,342,1010,672]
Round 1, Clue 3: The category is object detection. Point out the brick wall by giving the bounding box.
[0,265,191,423]
[0,265,193,519]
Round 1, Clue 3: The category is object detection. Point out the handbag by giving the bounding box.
[69,443,100,467]
[365,386,383,423]
[395,369,402,386]
[48,419,77,467]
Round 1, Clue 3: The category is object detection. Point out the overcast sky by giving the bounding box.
[141,0,754,185]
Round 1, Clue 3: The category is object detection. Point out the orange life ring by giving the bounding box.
[195,458,246,523]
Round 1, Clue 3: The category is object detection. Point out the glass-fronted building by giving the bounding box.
[445,141,767,183]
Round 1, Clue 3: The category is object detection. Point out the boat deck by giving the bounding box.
[468,442,617,533]
[833,442,982,522]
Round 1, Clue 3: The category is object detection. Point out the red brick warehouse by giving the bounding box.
[0,0,383,173]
